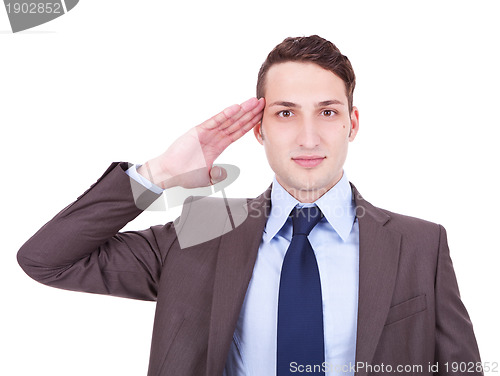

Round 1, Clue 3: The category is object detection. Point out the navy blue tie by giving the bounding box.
[277,206,325,375]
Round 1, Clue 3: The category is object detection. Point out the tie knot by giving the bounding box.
[291,206,323,236]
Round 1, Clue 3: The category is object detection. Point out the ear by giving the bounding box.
[254,121,264,145]
[348,106,359,142]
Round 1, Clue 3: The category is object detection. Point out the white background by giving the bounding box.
[1,0,499,375]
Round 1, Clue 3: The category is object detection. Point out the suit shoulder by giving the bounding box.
[376,206,443,241]
[351,182,442,235]
[381,207,439,227]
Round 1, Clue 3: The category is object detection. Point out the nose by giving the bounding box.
[295,117,320,148]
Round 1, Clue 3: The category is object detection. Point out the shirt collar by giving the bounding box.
[263,171,356,243]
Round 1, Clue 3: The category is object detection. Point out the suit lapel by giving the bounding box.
[203,183,401,375]
[205,187,271,376]
[350,184,402,375]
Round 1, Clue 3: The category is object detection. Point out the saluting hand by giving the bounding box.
[138,97,265,189]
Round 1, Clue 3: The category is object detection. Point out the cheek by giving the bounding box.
[263,130,295,155]
[262,131,293,164]
[262,119,292,142]
[323,122,350,139]
[263,137,287,157]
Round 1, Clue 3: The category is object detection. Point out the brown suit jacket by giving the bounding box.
[17,162,482,376]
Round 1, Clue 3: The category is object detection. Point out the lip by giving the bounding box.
[292,156,326,168]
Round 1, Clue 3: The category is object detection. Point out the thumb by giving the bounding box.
[209,165,227,185]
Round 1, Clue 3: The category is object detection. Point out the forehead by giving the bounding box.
[264,61,347,102]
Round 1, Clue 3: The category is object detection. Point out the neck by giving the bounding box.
[278,175,343,203]
[287,187,327,203]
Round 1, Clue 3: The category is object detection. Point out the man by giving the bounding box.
[18,36,482,375]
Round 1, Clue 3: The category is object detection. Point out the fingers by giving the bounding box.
[223,98,265,138]
[202,98,264,131]
[240,97,261,112]
[207,104,241,129]
[232,110,264,139]
[229,98,265,131]
[209,165,227,185]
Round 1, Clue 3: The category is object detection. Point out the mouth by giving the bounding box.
[292,156,326,168]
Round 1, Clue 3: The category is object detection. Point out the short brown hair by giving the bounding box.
[256,35,356,112]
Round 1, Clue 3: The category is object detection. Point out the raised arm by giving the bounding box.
[17,98,265,300]
[138,97,265,189]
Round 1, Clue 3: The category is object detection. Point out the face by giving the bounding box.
[254,61,359,203]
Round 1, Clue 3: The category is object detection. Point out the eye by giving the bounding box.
[277,110,293,118]
[321,109,336,117]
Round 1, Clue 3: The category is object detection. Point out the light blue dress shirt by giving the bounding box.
[126,164,164,194]
[126,165,360,376]
[224,172,359,376]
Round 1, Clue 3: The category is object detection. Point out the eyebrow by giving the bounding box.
[269,99,344,108]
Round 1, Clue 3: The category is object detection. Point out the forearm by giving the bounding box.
[17,162,163,298]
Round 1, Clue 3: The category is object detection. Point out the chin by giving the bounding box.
[293,177,325,193]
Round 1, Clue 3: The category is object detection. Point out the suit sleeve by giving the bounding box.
[17,162,177,301]
[434,224,483,375]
